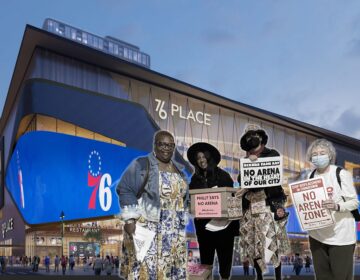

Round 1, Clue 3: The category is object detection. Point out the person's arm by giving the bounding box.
[189,176,196,189]
[265,186,288,220]
[116,158,145,235]
[264,149,286,210]
[116,159,141,221]
[337,169,359,212]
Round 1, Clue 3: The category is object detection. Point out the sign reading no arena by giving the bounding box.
[240,156,283,188]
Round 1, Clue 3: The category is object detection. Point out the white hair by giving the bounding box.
[306,138,336,164]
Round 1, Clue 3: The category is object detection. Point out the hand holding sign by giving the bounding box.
[322,199,338,211]
[248,154,258,161]
[276,208,285,218]
[235,188,248,198]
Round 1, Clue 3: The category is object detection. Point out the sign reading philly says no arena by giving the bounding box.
[194,193,222,217]
[240,156,283,188]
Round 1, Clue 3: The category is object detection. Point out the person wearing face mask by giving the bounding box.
[236,125,290,280]
[116,130,189,280]
[306,138,359,280]
[187,142,240,280]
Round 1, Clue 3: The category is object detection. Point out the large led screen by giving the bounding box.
[5,131,146,224]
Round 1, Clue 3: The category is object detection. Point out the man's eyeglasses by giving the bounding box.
[156,141,175,150]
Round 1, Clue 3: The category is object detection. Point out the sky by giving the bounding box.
[1,0,360,139]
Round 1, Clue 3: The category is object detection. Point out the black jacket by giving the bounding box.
[190,166,240,237]
[189,166,233,190]
[238,147,287,219]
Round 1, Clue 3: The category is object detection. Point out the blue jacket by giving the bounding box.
[116,152,189,222]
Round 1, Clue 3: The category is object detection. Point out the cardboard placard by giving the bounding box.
[189,187,238,218]
[240,156,283,188]
[194,192,222,217]
[289,177,335,231]
[188,263,212,280]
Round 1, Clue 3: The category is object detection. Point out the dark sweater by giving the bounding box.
[190,166,239,237]
[189,166,233,190]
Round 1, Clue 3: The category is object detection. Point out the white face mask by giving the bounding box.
[311,154,330,169]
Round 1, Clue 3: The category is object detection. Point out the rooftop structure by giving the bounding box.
[42,18,150,68]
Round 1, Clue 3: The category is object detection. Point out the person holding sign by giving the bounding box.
[116,130,189,280]
[236,125,290,280]
[187,142,239,280]
[306,139,359,280]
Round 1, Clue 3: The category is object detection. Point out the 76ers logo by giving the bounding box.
[88,150,112,211]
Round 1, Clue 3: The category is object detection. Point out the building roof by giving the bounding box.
[2,24,360,150]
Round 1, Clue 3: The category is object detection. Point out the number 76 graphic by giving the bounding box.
[88,172,112,211]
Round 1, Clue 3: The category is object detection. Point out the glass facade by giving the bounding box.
[26,49,360,206]
[25,219,122,260]
[15,46,360,258]
[17,114,125,147]
[4,20,360,262]
[25,49,334,207]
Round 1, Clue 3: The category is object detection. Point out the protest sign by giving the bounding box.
[240,156,283,188]
[193,192,222,218]
[189,187,237,218]
[289,177,335,231]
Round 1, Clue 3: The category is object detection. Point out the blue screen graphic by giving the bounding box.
[5,131,146,224]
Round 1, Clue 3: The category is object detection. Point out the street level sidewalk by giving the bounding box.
[27,263,360,279]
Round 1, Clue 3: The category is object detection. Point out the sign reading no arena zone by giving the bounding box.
[289,178,335,231]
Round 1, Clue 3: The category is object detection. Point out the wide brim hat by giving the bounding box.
[187,142,221,166]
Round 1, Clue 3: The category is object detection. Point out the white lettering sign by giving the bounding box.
[155,99,211,126]
[68,227,100,233]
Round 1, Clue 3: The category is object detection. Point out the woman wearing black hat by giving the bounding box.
[237,126,290,280]
[187,142,240,280]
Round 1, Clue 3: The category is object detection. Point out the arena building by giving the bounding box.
[1,19,360,259]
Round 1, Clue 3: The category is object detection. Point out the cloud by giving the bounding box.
[278,100,360,139]
[236,86,360,139]
[328,108,360,138]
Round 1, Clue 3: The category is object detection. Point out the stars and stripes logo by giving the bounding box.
[89,150,101,177]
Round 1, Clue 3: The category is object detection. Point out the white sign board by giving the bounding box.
[289,177,335,231]
[240,156,283,188]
